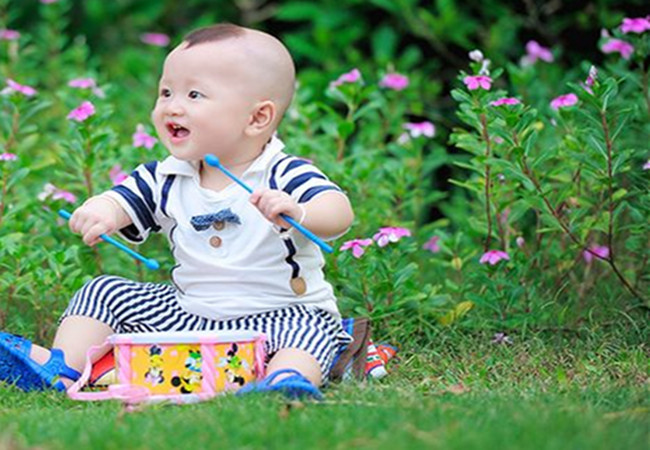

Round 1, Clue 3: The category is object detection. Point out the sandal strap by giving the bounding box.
[43,349,81,381]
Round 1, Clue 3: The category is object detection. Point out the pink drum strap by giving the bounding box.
[67,342,150,403]
[200,343,217,396]
[254,335,267,379]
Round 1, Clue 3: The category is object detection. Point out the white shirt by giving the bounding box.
[104,136,346,321]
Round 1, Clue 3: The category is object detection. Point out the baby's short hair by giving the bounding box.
[183,23,246,47]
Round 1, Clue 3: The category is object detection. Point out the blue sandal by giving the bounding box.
[0,332,81,392]
[237,369,323,400]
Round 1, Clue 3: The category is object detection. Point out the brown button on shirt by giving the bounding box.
[290,277,307,296]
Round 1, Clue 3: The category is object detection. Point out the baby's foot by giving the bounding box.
[0,332,80,391]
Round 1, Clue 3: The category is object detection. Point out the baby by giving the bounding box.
[0,23,354,398]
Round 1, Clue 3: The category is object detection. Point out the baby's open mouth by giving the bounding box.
[166,122,190,138]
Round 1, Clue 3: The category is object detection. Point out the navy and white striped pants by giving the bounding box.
[61,275,353,378]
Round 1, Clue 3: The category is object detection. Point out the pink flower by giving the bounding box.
[422,235,440,253]
[67,101,95,122]
[52,190,77,203]
[491,332,512,345]
[37,183,57,201]
[0,29,20,40]
[620,17,650,34]
[643,160,650,170]
[373,227,411,247]
[109,164,128,185]
[0,153,17,161]
[583,245,609,264]
[40,0,60,3]
[68,78,105,97]
[403,121,435,138]
[581,66,598,94]
[585,66,598,86]
[330,68,362,88]
[379,73,409,91]
[68,78,96,89]
[524,40,554,64]
[601,39,634,59]
[38,183,76,203]
[5,79,37,97]
[140,33,170,47]
[132,124,158,149]
[479,250,510,265]
[397,133,410,145]
[550,93,578,110]
[463,75,492,91]
[490,97,521,107]
[340,238,373,258]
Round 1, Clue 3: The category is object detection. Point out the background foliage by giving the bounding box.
[0,0,648,346]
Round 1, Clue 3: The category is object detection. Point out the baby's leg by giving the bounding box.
[53,316,114,374]
[25,316,113,388]
[17,275,184,389]
[266,348,322,386]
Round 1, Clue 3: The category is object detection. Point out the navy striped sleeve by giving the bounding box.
[269,155,343,204]
[107,161,162,243]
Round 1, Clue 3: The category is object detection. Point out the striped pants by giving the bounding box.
[61,275,353,378]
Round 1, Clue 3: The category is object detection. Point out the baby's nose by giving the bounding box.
[165,98,185,115]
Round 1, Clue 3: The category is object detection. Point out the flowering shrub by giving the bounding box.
[447,17,649,332]
[0,1,647,343]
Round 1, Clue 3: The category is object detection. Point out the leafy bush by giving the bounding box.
[0,0,647,344]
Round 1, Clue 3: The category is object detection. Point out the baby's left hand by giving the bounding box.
[249,188,303,229]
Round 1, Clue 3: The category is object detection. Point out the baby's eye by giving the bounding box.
[188,90,204,99]
[159,88,171,98]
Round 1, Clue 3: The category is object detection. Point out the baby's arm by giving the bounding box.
[69,194,133,246]
[249,189,353,240]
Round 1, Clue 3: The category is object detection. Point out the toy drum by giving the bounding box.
[68,330,266,404]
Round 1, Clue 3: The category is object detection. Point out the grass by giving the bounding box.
[0,328,648,450]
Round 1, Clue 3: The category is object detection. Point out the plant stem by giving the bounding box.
[641,63,650,119]
[336,96,357,161]
[480,113,493,251]
[0,167,7,228]
[519,152,645,302]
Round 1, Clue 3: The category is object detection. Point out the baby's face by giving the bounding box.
[151,41,256,162]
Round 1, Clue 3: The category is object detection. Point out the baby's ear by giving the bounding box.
[245,100,276,136]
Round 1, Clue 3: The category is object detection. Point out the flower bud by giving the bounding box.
[469,49,484,62]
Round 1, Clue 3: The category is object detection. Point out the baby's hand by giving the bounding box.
[249,188,303,229]
[69,196,122,246]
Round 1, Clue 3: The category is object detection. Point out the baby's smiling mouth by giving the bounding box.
[166,122,190,138]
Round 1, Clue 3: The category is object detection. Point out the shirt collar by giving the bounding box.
[157,134,286,177]
[244,134,285,175]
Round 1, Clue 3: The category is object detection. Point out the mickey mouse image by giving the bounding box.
[171,348,203,394]
[218,343,249,387]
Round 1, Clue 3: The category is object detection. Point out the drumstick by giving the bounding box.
[204,154,333,253]
[58,209,160,270]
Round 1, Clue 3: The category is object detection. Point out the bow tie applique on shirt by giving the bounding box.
[190,208,241,231]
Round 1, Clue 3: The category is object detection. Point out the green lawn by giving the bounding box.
[1,331,648,450]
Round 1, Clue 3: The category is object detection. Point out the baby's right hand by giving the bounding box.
[69,196,123,246]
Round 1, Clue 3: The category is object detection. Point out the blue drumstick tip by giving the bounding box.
[145,259,160,270]
[204,154,221,168]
